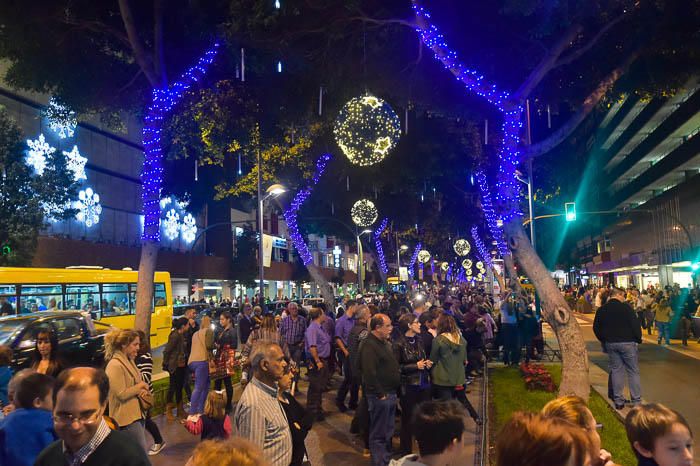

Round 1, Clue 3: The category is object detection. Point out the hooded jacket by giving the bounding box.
[0,408,57,466]
[429,332,467,387]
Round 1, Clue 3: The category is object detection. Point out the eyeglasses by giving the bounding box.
[53,410,101,426]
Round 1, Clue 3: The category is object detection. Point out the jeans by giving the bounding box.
[144,415,163,445]
[432,385,480,420]
[656,321,670,344]
[681,317,692,345]
[501,323,520,365]
[367,393,396,466]
[166,366,186,404]
[606,341,641,406]
[189,361,209,414]
[307,360,329,417]
[214,376,234,413]
[121,419,146,452]
[399,386,431,454]
[336,355,359,408]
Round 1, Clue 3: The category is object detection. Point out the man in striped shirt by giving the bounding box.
[233,342,292,466]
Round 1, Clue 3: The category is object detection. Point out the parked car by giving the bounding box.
[301,297,324,312]
[0,311,111,370]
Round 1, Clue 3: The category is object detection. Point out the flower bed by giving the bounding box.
[519,362,556,392]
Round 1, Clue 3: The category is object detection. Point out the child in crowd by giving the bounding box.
[625,403,693,466]
[0,346,12,417]
[0,372,57,466]
[184,389,231,440]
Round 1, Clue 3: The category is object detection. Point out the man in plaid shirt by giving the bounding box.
[279,302,307,382]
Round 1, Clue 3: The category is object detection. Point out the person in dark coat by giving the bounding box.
[278,365,313,466]
[214,311,238,413]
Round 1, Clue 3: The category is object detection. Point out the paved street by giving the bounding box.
[575,315,700,465]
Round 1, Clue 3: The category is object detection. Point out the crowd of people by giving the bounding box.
[0,283,694,466]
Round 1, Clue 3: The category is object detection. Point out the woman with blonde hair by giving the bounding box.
[188,315,214,414]
[185,437,268,466]
[104,329,150,452]
[542,396,617,466]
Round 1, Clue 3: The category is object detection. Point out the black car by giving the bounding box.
[0,311,110,370]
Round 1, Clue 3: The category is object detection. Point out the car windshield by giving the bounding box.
[0,320,25,345]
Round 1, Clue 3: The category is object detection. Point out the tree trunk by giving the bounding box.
[503,254,522,293]
[504,220,589,399]
[135,241,159,337]
[307,264,336,307]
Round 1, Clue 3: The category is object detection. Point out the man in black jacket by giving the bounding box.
[35,367,150,466]
[593,287,642,409]
[358,313,400,466]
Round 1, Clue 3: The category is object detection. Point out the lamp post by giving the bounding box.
[356,229,373,293]
[515,169,535,250]
[257,180,286,306]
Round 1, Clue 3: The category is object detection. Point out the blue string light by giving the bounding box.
[471,225,494,269]
[412,3,523,221]
[373,217,389,275]
[475,170,509,256]
[141,43,220,242]
[283,154,333,265]
[408,243,422,279]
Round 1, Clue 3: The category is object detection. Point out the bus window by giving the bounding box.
[155,283,167,307]
[19,285,62,314]
[129,284,136,313]
[65,284,99,312]
[102,284,130,316]
[0,285,16,315]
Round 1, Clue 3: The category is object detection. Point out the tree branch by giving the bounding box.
[525,48,641,159]
[116,69,144,94]
[60,18,132,48]
[117,0,158,87]
[512,24,583,102]
[553,13,627,69]
[347,16,418,29]
[153,0,167,87]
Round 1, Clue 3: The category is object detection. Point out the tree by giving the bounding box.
[0,107,78,265]
[411,0,700,398]
[231,228,259,288]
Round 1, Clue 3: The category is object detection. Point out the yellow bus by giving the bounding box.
[0,267,173,347]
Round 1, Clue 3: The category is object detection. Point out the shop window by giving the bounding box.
[65,284,99,312]
[0,285,17,315]
[102,284,130,316]
[53,318,84,341]
[19,285,63,313]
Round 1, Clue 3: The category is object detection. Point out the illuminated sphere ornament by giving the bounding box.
[476,261,485,271]
[351,199,378,227]
[462,258,473,270]
[417,250,431,264]
[333,95,401,166]
[440,262,449,271]
[465,267,473,276]
[454,239,471,256]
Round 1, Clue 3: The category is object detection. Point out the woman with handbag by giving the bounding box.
[135,330,166,456]
[214,311,237,413]
[188,315,214,415]
[105,329,151,452]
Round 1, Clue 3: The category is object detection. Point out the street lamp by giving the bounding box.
[515,169,535,249]
[357,229,373,293]
[258,183,286,305]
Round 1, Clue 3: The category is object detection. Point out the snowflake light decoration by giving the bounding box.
[163,209,181,240]
[462,258,473,270]
[26,134,55,176]
[334,95,401,166]
[351,199,378,227]
[74,187,102,227]
[62,145,87,181]
[181,213,197,243]
[44,97,77,139]
[454,239,471,256]
[417,249,431,263]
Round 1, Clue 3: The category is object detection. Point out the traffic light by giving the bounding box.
[565,202,576,222]
[1,244,10,255]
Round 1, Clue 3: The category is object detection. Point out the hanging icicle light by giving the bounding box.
[453,239,471,256]
[351,199,378,227]
[333,95,401,166]
[275,0,281,8]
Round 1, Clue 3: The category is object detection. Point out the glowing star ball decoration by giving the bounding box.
[351,199,378,227]
[454,239,471,256]
[417,250,431,264]
[462,258,473,270]
[440,262,449,271]
[333,95,401,166]
[476,261,485,271]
